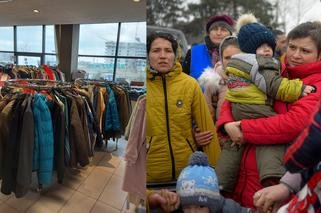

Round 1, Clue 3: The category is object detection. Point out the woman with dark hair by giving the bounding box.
[146,32,221,184]
[216,21,321,209]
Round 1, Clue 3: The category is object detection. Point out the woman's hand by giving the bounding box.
[193,128,213,146]
[253,183,290,213]
[224,121,243,145]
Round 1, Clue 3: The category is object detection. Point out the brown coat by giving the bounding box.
[65,94,89,167]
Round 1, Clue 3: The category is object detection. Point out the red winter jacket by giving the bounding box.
[216,60,321,209]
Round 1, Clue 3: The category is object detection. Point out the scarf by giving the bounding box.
[205,35,220,66]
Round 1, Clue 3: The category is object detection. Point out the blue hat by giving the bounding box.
[176,152,223,212]
[238,23,276,54]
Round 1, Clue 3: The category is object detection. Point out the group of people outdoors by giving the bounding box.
[144,11,321,213]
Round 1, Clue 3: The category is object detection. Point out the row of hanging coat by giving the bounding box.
[74,79,132,144]
[0,79,99,198]
[0,64,65,88]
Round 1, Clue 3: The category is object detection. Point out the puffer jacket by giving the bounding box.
[284,98,321,173]
[146,48,221,183]
[216,60,321,209]
[225,53,303,105]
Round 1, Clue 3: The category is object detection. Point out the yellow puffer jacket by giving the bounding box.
[146,49,221,183]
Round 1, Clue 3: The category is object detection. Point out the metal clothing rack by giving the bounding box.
[74,78,116,87]
[4,79,72,91]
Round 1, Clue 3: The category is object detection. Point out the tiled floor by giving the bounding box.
[0,138,136,213]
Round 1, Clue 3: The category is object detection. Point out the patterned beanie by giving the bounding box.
[176,152,223,212]
[206,15,235,34]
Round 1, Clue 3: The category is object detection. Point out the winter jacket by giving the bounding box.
[225,53,303,105]
[0,96,15,178]
[1,94,26,196]
[65,94,89,167]
[284,99,321,173]
[48,98,65,184]
[32,94,54,185]
[189,44,212,80]
[16,95,34,197]
[198,64,227,122]
[146,48,221,183]
[104,84,121,132]
[216,60,321,209]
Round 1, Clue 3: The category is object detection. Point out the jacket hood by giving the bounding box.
[146,46,182,80]
[286,60,321,79]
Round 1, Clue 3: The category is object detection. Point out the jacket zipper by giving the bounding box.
[146,137,153,154]
[162,76,176,180]
[185,139,195,152]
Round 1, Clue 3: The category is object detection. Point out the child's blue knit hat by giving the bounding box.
[176,151,222,212]
[236,13,276,54]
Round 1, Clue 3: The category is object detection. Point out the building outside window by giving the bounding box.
[78,22,146,85]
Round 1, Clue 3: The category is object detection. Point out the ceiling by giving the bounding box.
[0,0,146,26]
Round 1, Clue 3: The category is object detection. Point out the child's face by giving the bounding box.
[256,43,273,57]
[183,205,210,213]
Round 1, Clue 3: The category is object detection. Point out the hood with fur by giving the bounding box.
[198,67,222,95]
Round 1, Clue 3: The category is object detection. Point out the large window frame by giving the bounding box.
[0,25,57,66]
[78,22,146,82]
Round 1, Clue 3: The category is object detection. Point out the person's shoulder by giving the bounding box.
[178,72,200,86]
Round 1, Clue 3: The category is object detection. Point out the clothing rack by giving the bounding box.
[4,79,71,91]
[74,78,122,153]
[74,78,116,87]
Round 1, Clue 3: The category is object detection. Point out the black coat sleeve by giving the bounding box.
[182,49,191,75]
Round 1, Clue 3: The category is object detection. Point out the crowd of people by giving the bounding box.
[142,11,321,213]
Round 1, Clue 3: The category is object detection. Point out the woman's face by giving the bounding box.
[287,36,321,66]
[222,45,241,68]
[209,26,231,46]
[148,38,175,73]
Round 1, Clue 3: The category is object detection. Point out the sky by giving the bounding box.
[269,0,321,33]
[183,0,321,33]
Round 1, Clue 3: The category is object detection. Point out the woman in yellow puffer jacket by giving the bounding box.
[146,32,221,184]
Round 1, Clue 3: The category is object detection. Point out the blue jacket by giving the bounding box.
[32,94,54,185]
[190,44,212,80]
[105,85,121,132]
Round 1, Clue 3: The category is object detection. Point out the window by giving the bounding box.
[45,25,56,54]
[78,57,115,80]
[118,22,146,57]
[0,27,14,51]
[78,22,146,85]
[116,58,146,83]
[0,25,58,67]
[79,23,118,56]
[17,26,42,53]
[45,55,58,66]
[0,52,14,64]
[17,56,41,66]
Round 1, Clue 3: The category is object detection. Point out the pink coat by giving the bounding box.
[122,97,146,203]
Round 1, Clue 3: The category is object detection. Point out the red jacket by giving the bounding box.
[216,61,321,209]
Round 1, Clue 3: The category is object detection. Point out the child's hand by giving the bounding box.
[302,85,316,96]
[160,189,180,212]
